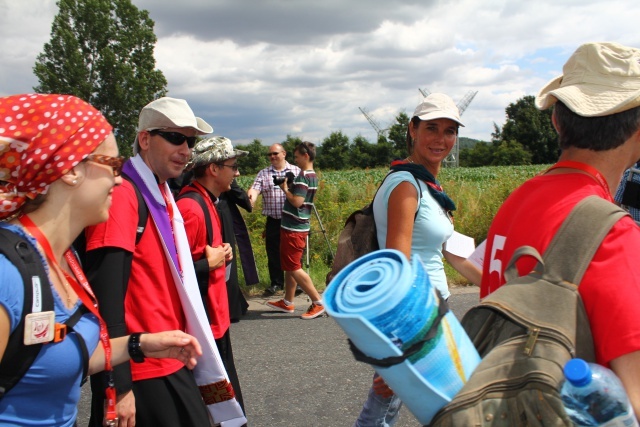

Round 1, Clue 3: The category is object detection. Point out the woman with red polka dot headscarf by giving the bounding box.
[0,94,203,427]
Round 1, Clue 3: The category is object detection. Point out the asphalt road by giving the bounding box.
[76,285,480,427]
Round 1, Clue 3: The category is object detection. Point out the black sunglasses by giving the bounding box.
[267,152,282,157]
[149,130,197,148]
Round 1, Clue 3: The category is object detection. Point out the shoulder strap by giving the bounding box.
[542,196,627,284]
[0,228,54,398]
[177,190,214,246]
[121,172,148,245]
[371,171,421,221]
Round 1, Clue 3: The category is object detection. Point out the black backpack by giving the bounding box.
[326,172,420,285]
[428,196,628,427]
[0,227,90,398]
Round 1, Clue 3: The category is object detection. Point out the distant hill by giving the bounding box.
[458,136,485,150]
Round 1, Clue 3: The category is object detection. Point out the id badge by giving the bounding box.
[23,311,55,345]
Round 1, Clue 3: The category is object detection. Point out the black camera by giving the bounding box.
[273,172,295,187]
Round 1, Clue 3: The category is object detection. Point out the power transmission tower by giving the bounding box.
[358,107,389,138]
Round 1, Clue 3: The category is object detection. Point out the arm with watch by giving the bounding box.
[87,330,202,375]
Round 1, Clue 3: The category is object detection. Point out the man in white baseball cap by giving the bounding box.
[85,99,247,426]
[481,41,640,420]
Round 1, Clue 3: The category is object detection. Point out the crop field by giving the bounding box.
[236,164,549,293]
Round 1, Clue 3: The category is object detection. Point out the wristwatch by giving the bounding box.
[128,332,147,363]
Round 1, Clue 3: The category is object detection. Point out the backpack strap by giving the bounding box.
[176,191,214,246]
[542,196,628,285]
[121,172,148,245]
[0,227,54,397]
[0,228,94,397]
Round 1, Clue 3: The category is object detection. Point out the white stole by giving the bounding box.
[129,155,246,426]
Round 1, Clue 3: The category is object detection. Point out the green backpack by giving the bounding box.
[428,196,628,427]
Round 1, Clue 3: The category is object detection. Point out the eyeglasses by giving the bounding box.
[84,154,125,177]
[149,130,197,149]
[216,163,239,171]
[267,152,282,157]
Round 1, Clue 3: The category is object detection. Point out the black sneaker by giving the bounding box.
[294,285,304,296]
[263,285,282,296]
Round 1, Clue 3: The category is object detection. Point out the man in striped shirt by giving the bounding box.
[247,144,300,295]
[266,142,325,319]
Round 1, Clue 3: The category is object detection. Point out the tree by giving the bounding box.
[459,142,494,167]
[387,111,410,160]
[491,140,532,166]
[236,139,268,174]
[317,131,350,170]
[349,135,376,169]
[33,0,167,158]
[498,95,558,164]
[281,134,303,163]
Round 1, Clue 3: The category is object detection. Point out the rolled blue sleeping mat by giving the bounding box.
[323,249,480,424]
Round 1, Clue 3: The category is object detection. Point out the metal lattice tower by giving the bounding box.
[358,107,389,138]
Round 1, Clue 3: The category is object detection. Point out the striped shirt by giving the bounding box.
[281,170,318,232]
[250,162,301,219]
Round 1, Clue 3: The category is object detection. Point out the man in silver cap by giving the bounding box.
[84,97,219,426]
[176,136,248,416]
[481,42,640,416]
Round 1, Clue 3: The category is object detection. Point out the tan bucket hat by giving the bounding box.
[536,42,640,116]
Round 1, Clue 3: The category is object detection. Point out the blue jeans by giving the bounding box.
[353,374,403,427]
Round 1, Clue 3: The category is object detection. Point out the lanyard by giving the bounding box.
[18,215,118,425]
[546,160,613,202]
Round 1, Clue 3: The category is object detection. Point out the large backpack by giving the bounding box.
[326,172,420,285]
[428,196,628,427]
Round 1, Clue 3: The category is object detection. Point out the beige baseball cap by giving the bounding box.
[412,93,464,126]
[536,42,640,116]
[185,136,248,171]
[134,97,213,154]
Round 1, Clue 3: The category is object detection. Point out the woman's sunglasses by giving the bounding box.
[85,154,125,177]
[149,130,197,148]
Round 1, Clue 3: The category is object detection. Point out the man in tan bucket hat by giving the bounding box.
[481,41,640,417]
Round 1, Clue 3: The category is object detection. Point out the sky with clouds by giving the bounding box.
[1,0,639,147]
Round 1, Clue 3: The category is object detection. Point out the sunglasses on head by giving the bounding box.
[84,154,125,177]
[149,130,197,148]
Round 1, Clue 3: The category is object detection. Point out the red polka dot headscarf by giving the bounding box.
[0,93,113,220]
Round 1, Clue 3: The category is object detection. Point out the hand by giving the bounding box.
[222,243,233,262]
[139,331,202,370]
[248,192,256,208]
[372,375,394,398]
[205,245,225,270]
[115,390,135,427]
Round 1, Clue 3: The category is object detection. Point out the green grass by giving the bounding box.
[237,164,549,294]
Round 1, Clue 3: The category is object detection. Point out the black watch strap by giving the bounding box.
[128,332,147,363]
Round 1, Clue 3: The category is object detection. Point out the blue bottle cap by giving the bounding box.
[564,358,592,387]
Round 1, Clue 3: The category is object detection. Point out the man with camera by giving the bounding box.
[266,141,326,319]
[247,143,300,295]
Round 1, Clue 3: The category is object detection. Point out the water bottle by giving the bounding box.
[560,358,639,427]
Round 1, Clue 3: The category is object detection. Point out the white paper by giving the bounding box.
[444,231,476,258]
[467,239,487,270]
[225,262,232,281]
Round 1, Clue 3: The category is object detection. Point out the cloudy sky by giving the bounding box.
[1,0,639,147]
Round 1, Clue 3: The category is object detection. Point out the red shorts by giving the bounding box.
[280,229,308,271]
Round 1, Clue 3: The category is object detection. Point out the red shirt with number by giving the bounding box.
[480,172,640,366]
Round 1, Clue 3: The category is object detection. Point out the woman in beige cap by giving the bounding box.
[354,93,481,427]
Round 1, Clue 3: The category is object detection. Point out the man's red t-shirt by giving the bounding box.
[176,182,230,339]
[481,172,640,366]
[85,179,185,381]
